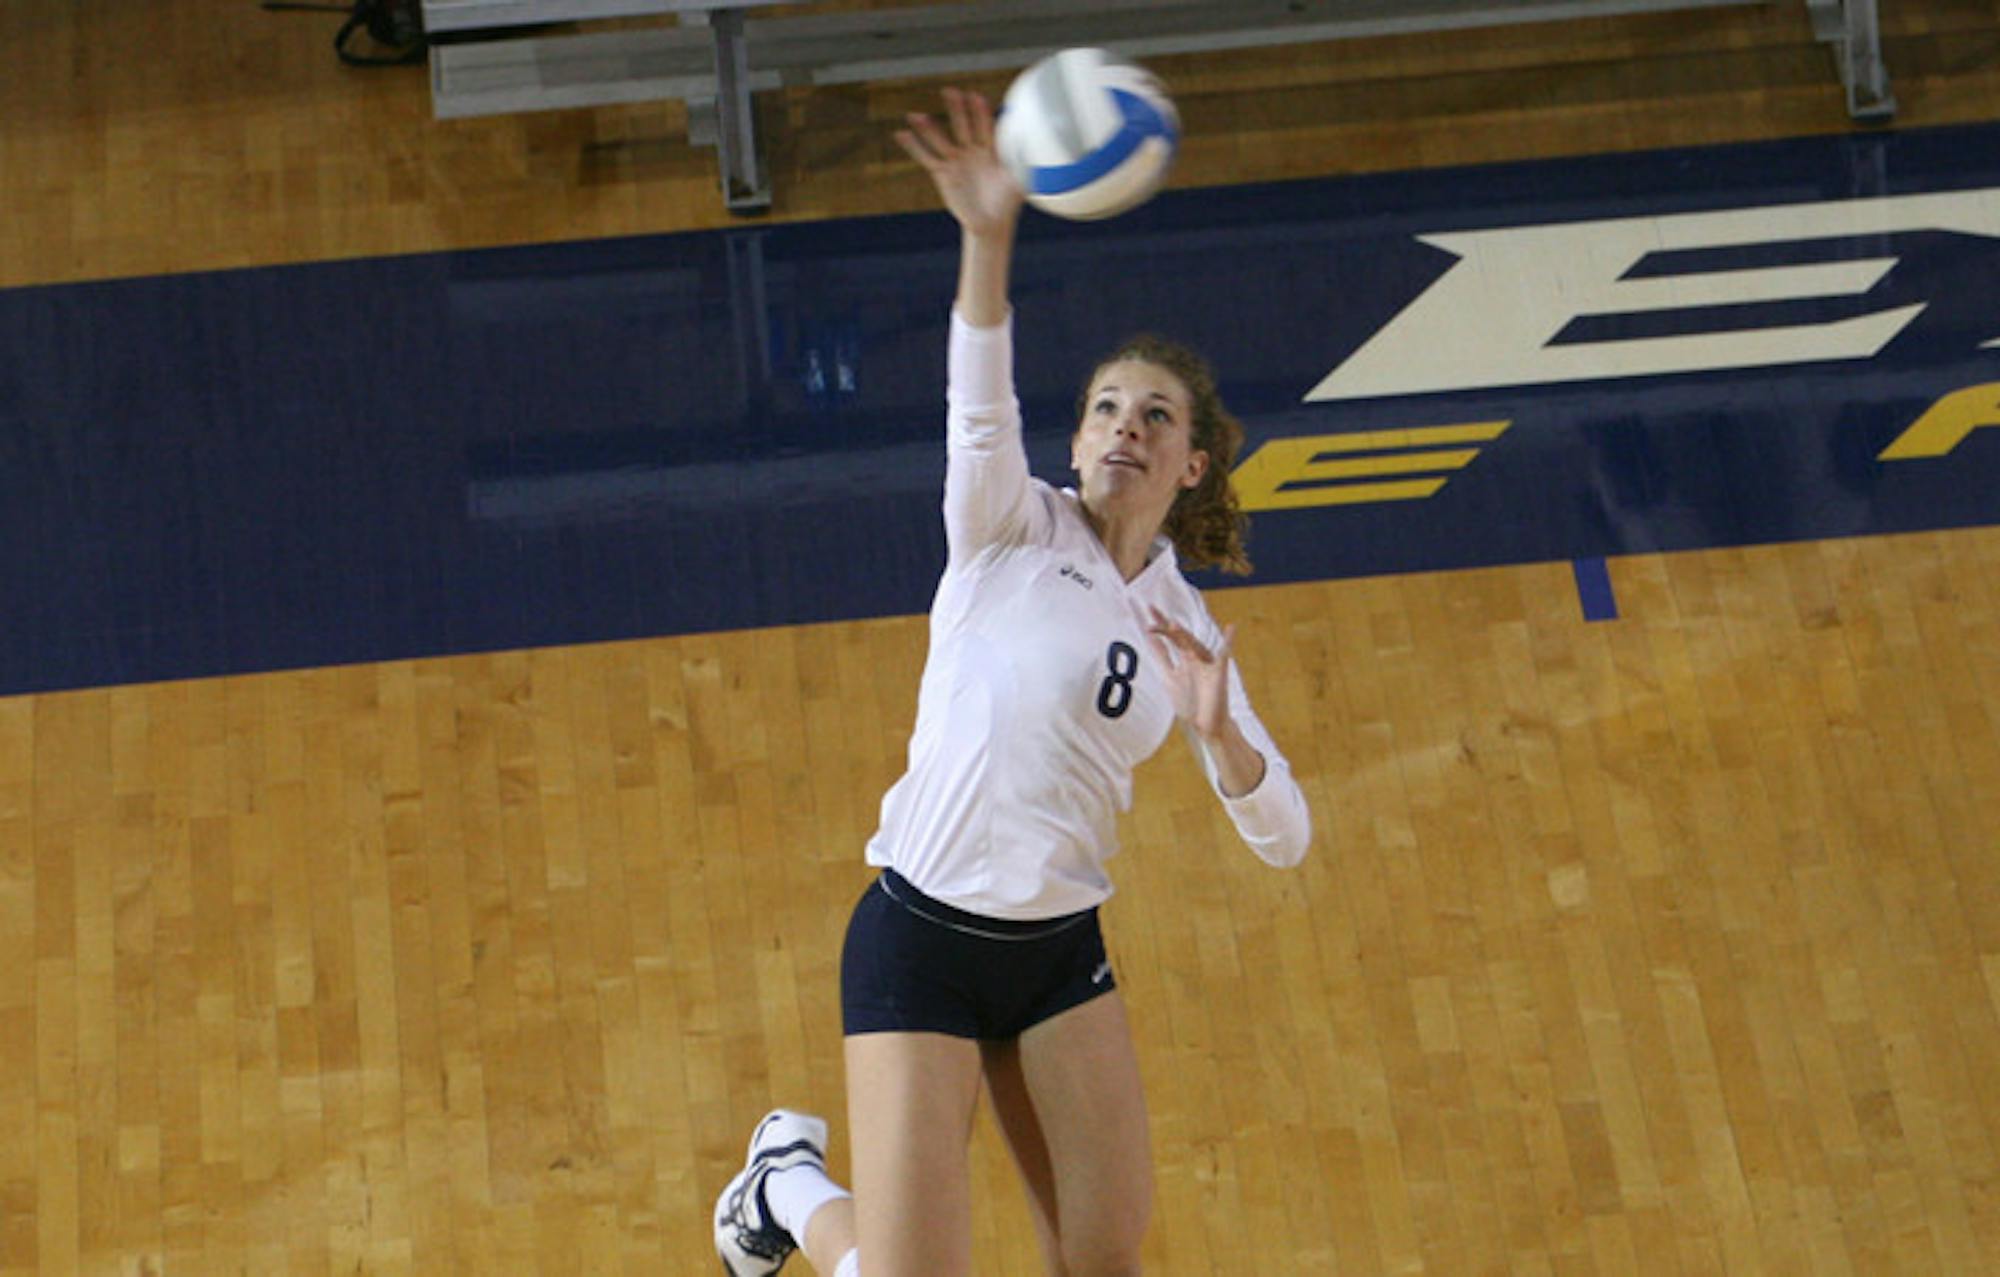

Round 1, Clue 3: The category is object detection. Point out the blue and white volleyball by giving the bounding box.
[996,48,1179,221]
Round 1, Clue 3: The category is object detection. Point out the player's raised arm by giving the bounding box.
[897,89,1041,563]
[894,88,1023,326]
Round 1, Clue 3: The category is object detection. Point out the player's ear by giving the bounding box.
[1181,449,1209,490]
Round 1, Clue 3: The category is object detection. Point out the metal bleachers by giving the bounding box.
[424,0,1895,213]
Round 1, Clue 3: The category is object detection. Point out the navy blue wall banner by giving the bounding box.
[5,121,2000,695]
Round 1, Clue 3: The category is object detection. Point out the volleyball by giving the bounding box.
[995,48,1180,221]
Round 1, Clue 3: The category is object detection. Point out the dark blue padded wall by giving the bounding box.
[5,121,2000,696]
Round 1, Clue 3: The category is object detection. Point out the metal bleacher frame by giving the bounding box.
[424,0,1895,214]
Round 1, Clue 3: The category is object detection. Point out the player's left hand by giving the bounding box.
[1145,607,1234,741]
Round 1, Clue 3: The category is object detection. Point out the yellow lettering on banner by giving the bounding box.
[1879,383,2000,459]
[1232,422,1510,511]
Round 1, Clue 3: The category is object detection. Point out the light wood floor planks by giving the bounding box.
[6,1,2000,1272]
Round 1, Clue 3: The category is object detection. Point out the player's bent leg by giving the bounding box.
[715,1107,862,1276]
[797,1195,859,1274]
[715,1116,857,1274]
[1017,992,1152,1276]
[845,1030,985,1277]
[981,1037,1068,1275]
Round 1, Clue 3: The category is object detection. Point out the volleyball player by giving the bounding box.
[715,87,1312,1277]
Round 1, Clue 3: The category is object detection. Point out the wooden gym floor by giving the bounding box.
[5,2,2000,1272]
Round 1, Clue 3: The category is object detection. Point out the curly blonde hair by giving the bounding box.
[1078,335,1252,575]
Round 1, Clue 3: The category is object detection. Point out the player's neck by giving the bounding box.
[1081,499,1163,582]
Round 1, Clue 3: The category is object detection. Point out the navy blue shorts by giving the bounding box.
[841,870,1117,1040]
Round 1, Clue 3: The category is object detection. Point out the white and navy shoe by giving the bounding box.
[714,1109,830,1277]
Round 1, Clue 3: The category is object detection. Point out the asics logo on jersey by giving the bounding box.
[1059,564,1095,590]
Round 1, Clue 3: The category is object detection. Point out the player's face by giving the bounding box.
[1072,359,1209,519]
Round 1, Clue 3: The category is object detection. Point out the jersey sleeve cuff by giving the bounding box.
[1217,756,1311,868]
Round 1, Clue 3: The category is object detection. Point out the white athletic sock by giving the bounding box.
[763,1160,851,1242]
[834,1248,860,1277]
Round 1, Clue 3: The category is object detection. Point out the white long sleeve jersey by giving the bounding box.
[863,311,1312,920]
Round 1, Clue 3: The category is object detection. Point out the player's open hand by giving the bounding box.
[1145,608,1235,742]
[895,88,1024,240]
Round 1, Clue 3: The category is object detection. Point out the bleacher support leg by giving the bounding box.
[711,8,773,214]
[1807,0,1895,121]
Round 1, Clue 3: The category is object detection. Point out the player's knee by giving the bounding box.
[1059,1242,1144,1277]
[1057,1205,1149,1275]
